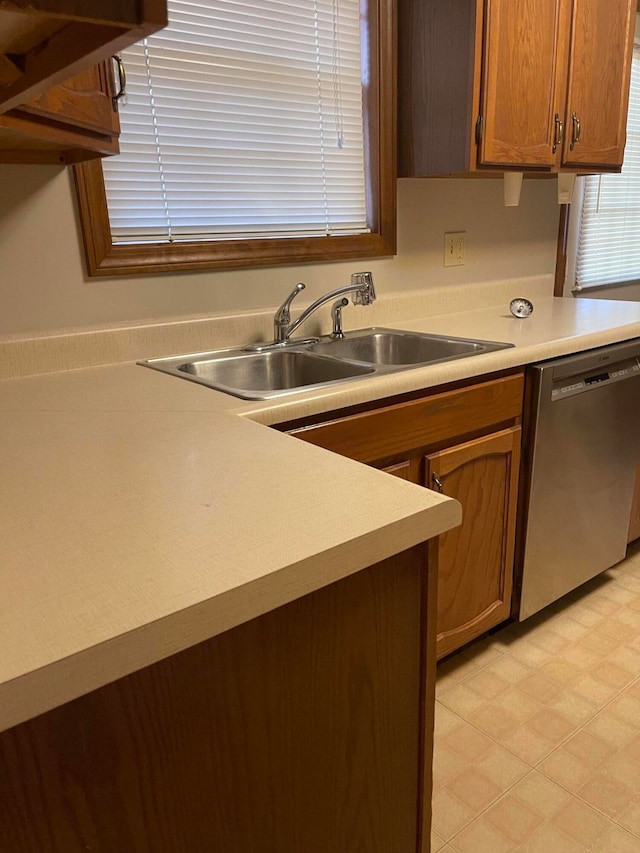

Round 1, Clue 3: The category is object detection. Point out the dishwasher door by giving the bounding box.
[519,339,640,621]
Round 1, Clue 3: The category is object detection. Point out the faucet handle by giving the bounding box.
[351,271,376,305]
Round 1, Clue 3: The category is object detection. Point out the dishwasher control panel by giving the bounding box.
[551,357,640,401]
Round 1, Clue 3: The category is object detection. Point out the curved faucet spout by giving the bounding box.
[286,272,376,340]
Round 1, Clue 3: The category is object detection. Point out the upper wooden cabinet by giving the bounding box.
[0,60,120,163]
[0,0,167,115]
[398,0,637,176]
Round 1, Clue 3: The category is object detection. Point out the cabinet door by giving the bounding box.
[18,61,119,139]
[381,459,421,483]
[426,427,520,659]
[561,0,636,168]
[479,0,566,167]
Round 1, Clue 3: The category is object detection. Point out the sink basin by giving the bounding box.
[141,328,512,400]
[148,349,375,400]
[311,330,488,365]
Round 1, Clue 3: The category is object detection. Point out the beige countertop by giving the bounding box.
[2,288,640,733]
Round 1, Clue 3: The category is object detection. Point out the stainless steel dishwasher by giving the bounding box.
[518,339,640,621]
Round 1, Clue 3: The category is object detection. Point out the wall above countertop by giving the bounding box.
[0,165,560,336]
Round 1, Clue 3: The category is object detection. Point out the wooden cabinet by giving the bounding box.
[426,428,521,658]
[0,60,120,163]
[398,0,637,176]
[0,1,166,115]
[629,464,640,544]
[0,548,435,853]
[281,371,525,658]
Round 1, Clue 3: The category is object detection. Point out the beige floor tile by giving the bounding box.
[528,708,576,744]
[466,701,521,739]
[577,772,636,820]
[538,748,595,792]
[591,660,636,690]
[579,629,625,657]
[507,770,572,819]
[482,653,531,685]
[529,628,572,654]
[519,823,586,853]
[500,723,561,765]
[539,656,585,686]
[433,744,469,790]
[462,668,511,699]
[548,688,600,727]
[431,789,476,841]
[608,644,640,672]
[430,829,447,852]
[501,638,556,667]
[607,693,640,729]
[581,708,638,749]
[441,720,495,763]
[434,701,464,739]
[438,683,487,717]
[551,798,612,847]
[591,825,640,853]
[458,635,505,667]
[573,673,625,705]
[562,728,617,770]
[548,616,592,642]
[449,816,520,853]
[483,794,545,844]
[517,670,564,703]
[432,546,640,853]
[475,743,529,789]
[445,766,502,812]
[563,604,605,628]
[561,643,602,671]
[617,800,640,837]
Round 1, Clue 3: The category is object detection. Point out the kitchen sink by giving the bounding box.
[140,328,513,400]
[146,349,374,400]
[311,329,488,365]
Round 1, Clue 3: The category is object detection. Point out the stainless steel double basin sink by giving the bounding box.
[140,328,513,400]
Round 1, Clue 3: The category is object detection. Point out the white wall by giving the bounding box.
[0,166,561,335]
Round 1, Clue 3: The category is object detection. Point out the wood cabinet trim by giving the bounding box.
[289,373,524,464]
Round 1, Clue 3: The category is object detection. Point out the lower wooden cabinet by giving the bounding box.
[283,371,525,658]
[426,427,521,658]
[0,61,120,164]
[629,464,640,544]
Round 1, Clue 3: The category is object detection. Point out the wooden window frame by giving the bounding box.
[73,0,397,277]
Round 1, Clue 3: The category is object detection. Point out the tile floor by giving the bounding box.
[431,541,640,852]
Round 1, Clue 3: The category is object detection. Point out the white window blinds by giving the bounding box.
[102,0,368,244]
[575,51,640,288]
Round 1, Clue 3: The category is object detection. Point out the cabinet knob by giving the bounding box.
[570,112,581,151]
[432,473,444,494]
[552,113,564,154]
[112,55,127,112]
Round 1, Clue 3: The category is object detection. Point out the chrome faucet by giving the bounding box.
[246,272,376,351]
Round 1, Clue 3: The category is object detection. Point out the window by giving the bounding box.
[74,0,395,276]
[567,49,640,292]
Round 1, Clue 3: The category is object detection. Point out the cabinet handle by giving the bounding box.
[570,112,581,151]
[552,113,564,153]
[432,473,444,494]
[112,55,127,112]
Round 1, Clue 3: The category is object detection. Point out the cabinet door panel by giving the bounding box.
[480,0,564,166]
[381,459,421,483]
[426,427,520,659]
[562,0,636,167]
[18,61,119,138]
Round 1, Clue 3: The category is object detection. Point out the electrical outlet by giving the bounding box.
[444,231,466,267]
